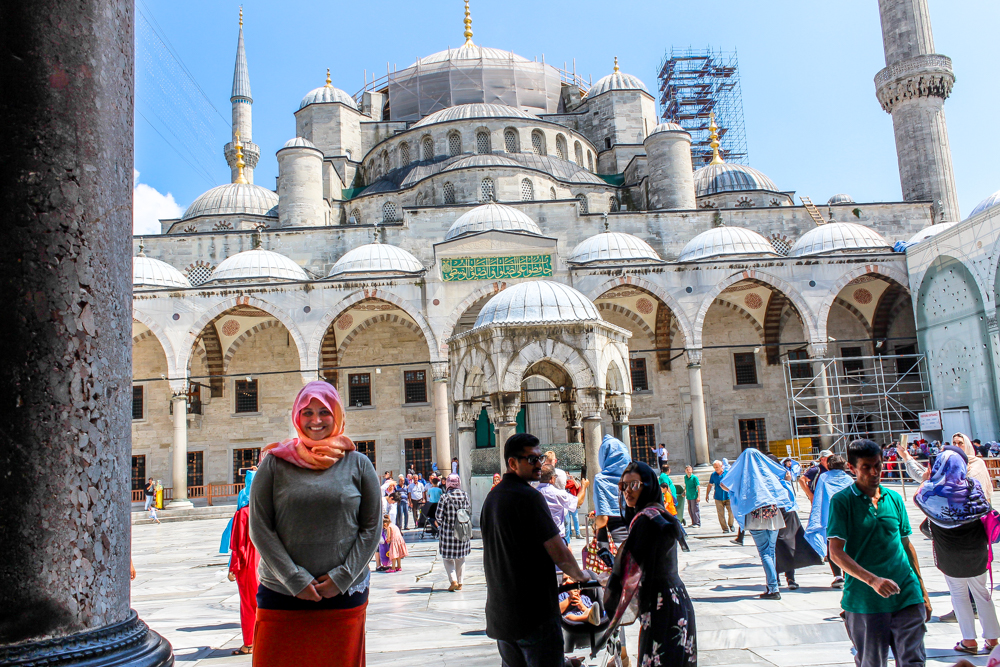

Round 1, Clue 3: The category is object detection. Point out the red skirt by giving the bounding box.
[252,603,367,667]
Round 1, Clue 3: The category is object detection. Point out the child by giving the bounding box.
[379,515,408,572]
[559,577,601,625]
[148,504,161,524]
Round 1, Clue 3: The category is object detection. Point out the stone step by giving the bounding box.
[132,505,235,525]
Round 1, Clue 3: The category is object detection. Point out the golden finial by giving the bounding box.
[613,56,619,73]
[463,0,473,45]
[234,130,247,184]
[708,111,723,165]
[239,6,243,27]
[325,68,332,87]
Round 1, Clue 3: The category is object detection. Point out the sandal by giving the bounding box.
[232,645,252,655]
[954,642,978,655]
[985,641,999,653]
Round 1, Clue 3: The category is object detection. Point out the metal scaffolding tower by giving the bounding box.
[657,48,748,167]
[782,353,932,458]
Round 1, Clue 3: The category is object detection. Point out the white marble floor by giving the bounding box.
[130,484,991,666]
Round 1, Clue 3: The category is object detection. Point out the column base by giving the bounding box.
[0,610,173,666]
[165,499,194,510]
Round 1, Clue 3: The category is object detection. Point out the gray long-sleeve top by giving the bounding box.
[249,450,381,597]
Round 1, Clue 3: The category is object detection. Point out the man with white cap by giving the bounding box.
[800,449,833,502]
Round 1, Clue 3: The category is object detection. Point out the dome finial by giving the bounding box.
[463,0,474,45]
[709,111,723,165]
[137,241,146,257]
[373,222,382,244]
[251,225,264,249]
[613,56,619,73]
[603,211,610,232]
[325,68,332,87]
[239,5,243,27]
[233,130,247,184]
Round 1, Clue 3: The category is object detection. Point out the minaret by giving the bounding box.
[224,7,260,184]
[875,0,959,223]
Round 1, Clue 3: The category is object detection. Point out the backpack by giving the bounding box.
[453,507,472,542]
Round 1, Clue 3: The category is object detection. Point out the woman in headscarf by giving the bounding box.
[955,433,993,504]
[593,435,633,555]
[915,445,996,654]
[803,455,854,589]
[604,461,696,667]
[227,466,259,655]
[437,474,472,591]
[249,381,381,667]
[721,448,797,600]
[490,472,501,490]
[766,454,823,590]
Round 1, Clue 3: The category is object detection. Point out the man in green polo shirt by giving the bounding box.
[684,465,701,527]
[828,439,931,667]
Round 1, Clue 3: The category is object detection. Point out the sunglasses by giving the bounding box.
[513,454,546,465]
[618,480,644,492]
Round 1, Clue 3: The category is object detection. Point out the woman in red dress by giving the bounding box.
[228,467,260,655]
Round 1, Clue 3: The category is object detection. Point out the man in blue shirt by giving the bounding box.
[705,460,735,533]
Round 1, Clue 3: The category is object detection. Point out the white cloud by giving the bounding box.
[133,169,183,235]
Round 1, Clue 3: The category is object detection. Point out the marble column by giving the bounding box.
[432,363,452,472]
[168,388,193,509]
[488,392,521,473]
[808,344,836,452]
[581,413,604,514]
[686,349,711,465]
[561,401,583,444]
[455,401,479,493]
[607,397,631,449]
[0,0,171,661]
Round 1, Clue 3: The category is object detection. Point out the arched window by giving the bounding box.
[476,131,491,155]
[448,132,462,157]
[531,130,545,156]
[555,135,567,160]
[349,209,361,225]
[422,137,434,161]
[345,149,353,161]
[504,128,518,153]
[609,195,620,212]
[480,178,495,202]
[399,142,410,167]
[550,187,557,200]
[381,150,390,175]
[574,141,584,165]
[587,152,594,172]
[520,178,534,201]
[443,182,456,205]
[382,201,398,222]
[576,194,588,214]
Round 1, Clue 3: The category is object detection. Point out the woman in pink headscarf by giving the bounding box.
[249,381,380,667]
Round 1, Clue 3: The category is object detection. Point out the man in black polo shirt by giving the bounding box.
[481,433,589,667]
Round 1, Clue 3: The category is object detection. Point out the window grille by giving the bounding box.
[550,187,557,200]
[738,418,768,450]
[422,137,433,161]
[349,209,361,225]
[131,455,146,491]
[187,451,203,488]
[787,349,813,380]
[382,202,397,222]
[476,131,490,155]
[449,133,462,156]
[348,373,371,406]
[736,196,754,208]
[588,152,594,172]
[233,448,260,483]
[520,178,534,201]
[576,194,588,214]
[186,265,213,286]
[235,379,259,413]
[404,370,427,403]
[555,135,567,160]
[629,425,658,467]
[504,129,518,153]
[132,385,143,420]
[575,142,584,165]
[399,143,410,166]
[355,440,376,465]
[733,352,758,385]
[480,178,495,202]
[609,195,620,212]
[443,182,455,204]
[531,131,544,155]
[841,347,865,379]
[630,358,649,392]
[769,235,791,256]
[405,437,433,478]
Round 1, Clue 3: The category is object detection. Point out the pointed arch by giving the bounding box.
[223,319,281,372]
[439,282,509,351]
[586,275,694,349]
[132,308,181,380]
[501,339,597,393]
[816,263,911,338]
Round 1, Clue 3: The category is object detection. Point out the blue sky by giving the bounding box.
[133,0,999,233]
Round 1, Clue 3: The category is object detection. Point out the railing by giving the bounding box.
[131,483,244,506]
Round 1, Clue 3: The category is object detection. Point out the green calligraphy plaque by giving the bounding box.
[442,254,553,282]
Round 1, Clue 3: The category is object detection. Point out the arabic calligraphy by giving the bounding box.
[442,254,553,282]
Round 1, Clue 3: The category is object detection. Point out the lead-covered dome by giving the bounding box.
[413,43,531,67]
[827,193,854,205]
[589,65,649,97]
[789,222,891,257]
[182,183,278,220]
[568,232,661,264]
[445,203,543,240]
[443,154,522,172]
[693,163,779,197]
[329,243,423,277]
[133,255,191,289]
[299,83,358,110]
[282,137,319,149]
[208,248,309,283]
[970,190,1000,218]
[908,222,957,245]
[678,226,779,262]
[647,122,686,138]
[474,280,601,328]
[412,103,535,128]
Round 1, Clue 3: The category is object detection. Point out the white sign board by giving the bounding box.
[918,411,942,431]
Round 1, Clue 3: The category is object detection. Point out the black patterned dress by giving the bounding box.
[605,507,697,667]
[437,488,472,560]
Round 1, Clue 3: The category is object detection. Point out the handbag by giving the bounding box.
[583,531,617,574]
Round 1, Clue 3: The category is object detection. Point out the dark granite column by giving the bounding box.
[0,0,171,663]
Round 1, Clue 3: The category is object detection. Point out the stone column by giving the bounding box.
[686,349,711,465]
[455,401,479,492]
[487,392,521,473]
[577,389,605,512]
[432,363,452,473]
[607,397,631,449]
[168,387,193,509]
[808,344,836,452]
[561,401,583,444]
[0,0,171,661]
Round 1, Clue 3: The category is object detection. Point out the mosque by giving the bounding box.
[131,1,1000,511]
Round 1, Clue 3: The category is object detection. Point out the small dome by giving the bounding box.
[568,232,661,264]
[908,222,957,245]
[414,44,531,67]
[208,248,309,283]
[970,190,1000,218]
[133,255,191,289]
[678,227,779,262]
[789,222,891,257]
[182,183,278,220]
[694,163,779,197]
[329,244,423,277]
[474,280,601,328]
[827,193,855,205]
[299,84,358,110]
[445,203,543,241]
[442,154,522,172]
[282,137,319,149]
[589,71,649,97]
[646,122,687,139]
[412,103,536,128]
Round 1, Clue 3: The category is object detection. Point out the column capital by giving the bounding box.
[605,393,631,423]
[431,361,450,382]
[487,391,520,426]
[455,401,480,429]
[685,348,702,367]
[576,388,604,419]
[168,378,189,396]
[807,343,828,358]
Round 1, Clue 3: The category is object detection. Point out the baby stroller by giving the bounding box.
[558,580,625,667]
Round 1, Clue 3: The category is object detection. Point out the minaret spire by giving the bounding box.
[225,6,259,184]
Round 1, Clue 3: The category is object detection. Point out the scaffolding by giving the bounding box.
[782,353,932,459]
[657,47,748,167]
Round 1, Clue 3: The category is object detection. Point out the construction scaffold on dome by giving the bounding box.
[782,352,932,458]
[657,47,748,167]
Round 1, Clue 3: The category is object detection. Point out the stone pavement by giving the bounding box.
[130,484,992,666]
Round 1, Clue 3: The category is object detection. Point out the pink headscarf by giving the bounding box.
[446,474,461,490]
[261,381,355,470]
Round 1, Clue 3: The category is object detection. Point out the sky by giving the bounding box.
[133,0,999,235]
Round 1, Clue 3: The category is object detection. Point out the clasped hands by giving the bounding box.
[294,574,341,601]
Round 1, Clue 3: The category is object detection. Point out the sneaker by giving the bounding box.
[759,591,781,600]
[586,602,602,626]
[786,581,800,591]
[832,576,845,589]
[731,538,743,545]
[939,610,958,623]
